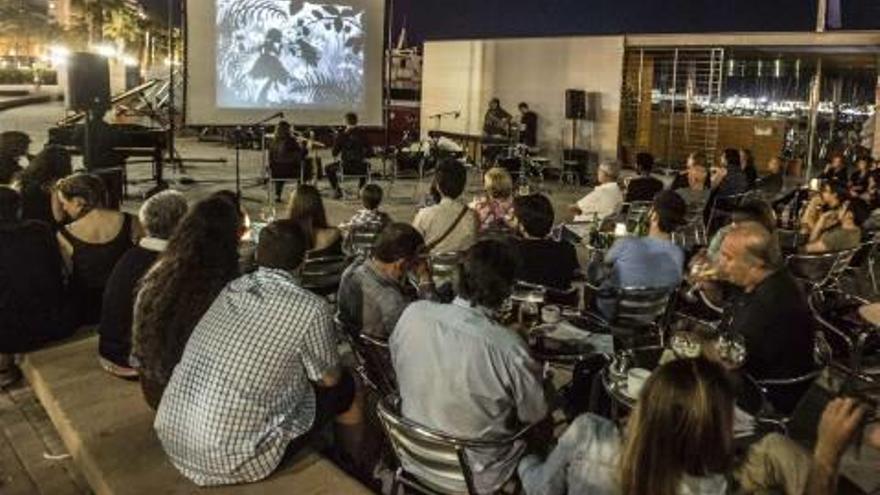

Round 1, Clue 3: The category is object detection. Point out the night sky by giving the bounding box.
[140,0,880,44]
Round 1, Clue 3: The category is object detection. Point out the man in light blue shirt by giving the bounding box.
[390,240,548,493]
[593,191,687,318]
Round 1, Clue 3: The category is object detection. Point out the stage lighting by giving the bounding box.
[122,56,139,67]
[48,45,70,66]
[93,44,118,58]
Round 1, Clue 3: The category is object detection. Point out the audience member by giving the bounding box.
[710,148,749,199]
[819,153,848,184]
[55,173,142,325]
[412,159,478,254]
[98,191,188,378]
[327,112,371,199]
[593,191,687,318]
[716,222,815,413]
[740,148,758,189]
[131,194,241,409]
[470,167,517,232]
[520,358,814,495]
[0,187,73,385]
[850,155,871,195]
[338,223,435,339]
[675,156,711,219]
[624,152,664,202]
[0,131,31,184]
[707,198,777,261]
[339,183,391,231]
[268,120,308,202]
[155,220,366,485]
[15,144,72,225]
[287,184,343,255]
[671,151,709,190]
[803,197,869,253]
[512,193,580,290]
[757,156,785,195]
[391,240,548,493]
[800,180,847,235]
[570,161,623,222]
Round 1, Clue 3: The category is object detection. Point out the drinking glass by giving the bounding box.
[716,332,747,368]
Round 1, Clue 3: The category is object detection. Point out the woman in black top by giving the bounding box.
[131,193,241,409]
[16,145,72,226]
[55,173,142,326]
[98,190,188,378]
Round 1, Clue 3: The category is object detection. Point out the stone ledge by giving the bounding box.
[21,336,372,495]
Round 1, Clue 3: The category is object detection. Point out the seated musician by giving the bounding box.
[799,180,847,235]
[512,193,580,291]
[624,152,664,203]
[327,112,371,199]
[391,240,548,494]
[802,197,869,254]
[591,191,686,319]
[267,120,307,203]
[517,102,538,148]
[482,98,512,165]
[716,222,815,413]
[570,162,624,222]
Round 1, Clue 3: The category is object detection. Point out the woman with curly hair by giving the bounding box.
[131,193,242,409]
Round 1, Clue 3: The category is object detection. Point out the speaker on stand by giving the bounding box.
[564,89,590,185]
[66,52,111,171]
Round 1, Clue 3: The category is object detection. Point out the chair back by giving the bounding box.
[345,221,385,257]
[376,395,525,495]
[672,220,708,252]
[334,315,397,396]
[430,251,463,290]
[620,201,652,234]
[785,247,858,289]
[608,286,676,332]
[300,254,350,297]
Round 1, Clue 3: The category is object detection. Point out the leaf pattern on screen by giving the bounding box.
[216,0,365,108]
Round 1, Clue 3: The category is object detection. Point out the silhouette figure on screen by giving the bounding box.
[249,29,291,103]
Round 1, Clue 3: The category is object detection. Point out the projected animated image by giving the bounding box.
[217,0,365,108]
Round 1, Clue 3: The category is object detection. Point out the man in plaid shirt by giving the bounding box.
[154,220,364,486]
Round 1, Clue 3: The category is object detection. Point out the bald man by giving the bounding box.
[716,221,815,414]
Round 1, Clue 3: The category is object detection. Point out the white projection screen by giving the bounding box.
[185,0,385,126]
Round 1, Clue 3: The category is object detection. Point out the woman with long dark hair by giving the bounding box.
[131,194,242,409]
[520,357,813,495]
[16,145,72,225]
[286,184,341,255]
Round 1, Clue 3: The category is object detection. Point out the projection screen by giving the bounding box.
[185,0,385,126]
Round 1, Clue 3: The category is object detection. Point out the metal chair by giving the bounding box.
[706,191,754,235]
[619,201,652,234]
[843,233,880,293]
[334,315,397,396]
[343,220,386,258]
[672,220,708,252]
[808,288,879,379]
[300,254,351,298]
[377,394,531,495]
[784,247,859,290]
[587,286,678,349]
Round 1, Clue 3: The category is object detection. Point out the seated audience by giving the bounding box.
[156,220,365,485]
[98,191,188,378]
[757,156,785,196]
[707,198,777,261]
[740,148,758,189]
[0,187,73,385]
[570,161,623,222]
[337,222,435,339]
[15,144,72,225]
[671,151,709,191]
[339,183,391,231]
[131,194,241,409]
[716,222,815,413]
[470,166,517,232]
[849,155,871,196]
[55,173,142,325]
[819,153,848,184]
[391,240,548,493]
[593,191,687,318]
[0,131,31,184]
[799,180,847,235]
[709,148,749,199]
[287,184,343,256]
[512,193,580,290]
[624,152,664,202]
[413,159,478,254]
[520,357,860,495]
[675,156,711,219]
[268,120,308,202]
[803,197,869,254]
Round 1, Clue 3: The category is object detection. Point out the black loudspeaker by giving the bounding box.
[565,89,587,120]
[67,52,110,111]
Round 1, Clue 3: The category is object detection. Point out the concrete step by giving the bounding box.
[21,336,373,495]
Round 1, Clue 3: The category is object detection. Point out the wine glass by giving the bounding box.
[670,331,702,358]
[716,332,747,368]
